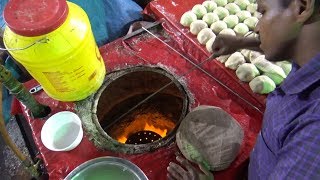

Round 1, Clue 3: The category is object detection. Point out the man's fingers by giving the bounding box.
[167,173,177,180]
[168,156,213,180]
[211,34,240,56]
[167,162,186,179]
[176,156,198,179]
[212,46,221,54]
[211,41,222,52]
[176,156,194,170]
[211,43,225,57]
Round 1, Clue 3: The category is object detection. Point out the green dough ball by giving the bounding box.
[190,20,208,35]
[244,16,258,30]
[203,13,220,26]
[206,36,217,53]
[236,10,252,22]
[235,0,250,10]
[249,75,276,94]
[225,52,246,70]
[225,3,241,15]
[247,3,258,14]
[180,11,198,27]
[210,20,228,34]
[192,4,208,19]
[236,63,260,82]
[223,15,239,28]
[197,28,215,45]
[214,7,230,20]
[234,23,249,36]
[214,0,228,7]
[219,28,236,36]
[202,1,218,12]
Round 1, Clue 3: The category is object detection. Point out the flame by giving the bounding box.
[118,136,128,144]
[112,112,176,144]
[144,123,167,138]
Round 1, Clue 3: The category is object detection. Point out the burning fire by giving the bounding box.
[118,136,128,144]
[144,123,168,138]
[112,112,176,144]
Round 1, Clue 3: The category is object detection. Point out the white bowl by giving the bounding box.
[41,111,83,151]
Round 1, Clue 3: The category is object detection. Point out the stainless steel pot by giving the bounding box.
[64,157,148,180]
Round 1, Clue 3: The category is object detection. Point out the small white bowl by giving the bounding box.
[41,111,83,151]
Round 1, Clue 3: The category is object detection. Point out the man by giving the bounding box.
[168,0,320,179]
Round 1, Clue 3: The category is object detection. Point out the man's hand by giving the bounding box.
[167,156,213,180]
[211,35,243,56]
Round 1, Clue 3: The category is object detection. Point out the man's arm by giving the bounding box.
[211,35,262,57]
[268,115,320,179]
[237,37,262,52]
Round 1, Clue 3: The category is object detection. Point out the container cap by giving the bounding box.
[3,0,68,37]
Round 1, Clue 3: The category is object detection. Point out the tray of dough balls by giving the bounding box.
[179,0,292,94]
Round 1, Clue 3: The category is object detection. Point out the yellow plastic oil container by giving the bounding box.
[3,0,106,101]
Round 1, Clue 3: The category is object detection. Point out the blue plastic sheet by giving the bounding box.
[0,0,8,32]
[68,0,142,46]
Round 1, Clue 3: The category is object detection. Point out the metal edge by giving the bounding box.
[122,21,161,40]
[64,156,148,180]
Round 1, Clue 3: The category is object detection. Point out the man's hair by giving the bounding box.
[281,0,320,8]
